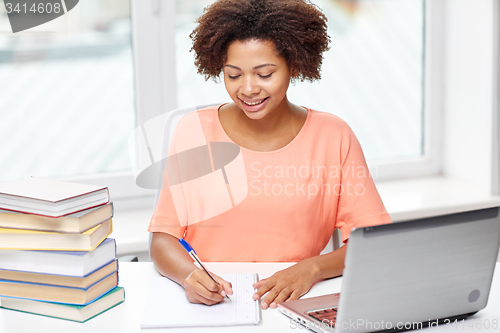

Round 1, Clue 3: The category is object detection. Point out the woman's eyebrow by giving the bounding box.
[224,63,277,70]
[253,63,276,70]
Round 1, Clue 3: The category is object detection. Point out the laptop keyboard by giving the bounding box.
[307,307,337,326]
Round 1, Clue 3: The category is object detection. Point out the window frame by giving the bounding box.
[367,0,444,181]
[64,0,178,202]
[493,0,500,196]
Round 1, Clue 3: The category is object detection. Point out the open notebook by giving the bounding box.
[141,273,261,328]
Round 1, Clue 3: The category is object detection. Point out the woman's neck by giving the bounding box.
[219,98,308,152]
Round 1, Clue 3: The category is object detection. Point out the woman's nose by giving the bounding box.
[241,76,260,96]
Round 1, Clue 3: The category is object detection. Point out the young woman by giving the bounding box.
[149,0,391,310]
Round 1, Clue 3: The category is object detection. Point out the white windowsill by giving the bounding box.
[377,176,500,222]
[112,176,500,257]
[113,202,154,258]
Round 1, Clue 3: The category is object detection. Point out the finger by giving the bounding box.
[186,288,224,306]
[195,271,223,294]
[253,279,274,301]
[187,270,225,302]
[184,269,217,289]
[213,274,233,295]
[193,280,225,303]
[269,287,293,308]
[220,280,233,296]
[252,279,267,289]
[286,289,303,302]
[260,287,281,310]
[182,270,197,288]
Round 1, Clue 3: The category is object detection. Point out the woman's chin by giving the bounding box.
[241,108,269,120]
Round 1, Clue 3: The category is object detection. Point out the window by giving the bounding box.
[0,0,440,200]
[0,0,135,183]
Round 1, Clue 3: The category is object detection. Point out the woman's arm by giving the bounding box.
[150,232,233,305]
[252,244,347,309]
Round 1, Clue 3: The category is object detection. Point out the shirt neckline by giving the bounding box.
[215,103,312,155]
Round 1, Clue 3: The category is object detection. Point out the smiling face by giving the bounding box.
[223,39,293,120]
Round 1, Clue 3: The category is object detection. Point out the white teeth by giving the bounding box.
[242,99,265,106]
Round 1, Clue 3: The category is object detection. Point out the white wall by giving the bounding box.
[442,0,498,195]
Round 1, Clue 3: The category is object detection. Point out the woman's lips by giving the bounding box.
[239,97,269,112]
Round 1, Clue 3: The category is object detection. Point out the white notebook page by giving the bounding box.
[141,273,261,328]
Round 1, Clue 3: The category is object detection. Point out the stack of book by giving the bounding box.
[0,177,125,322]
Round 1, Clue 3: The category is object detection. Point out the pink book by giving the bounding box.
[0,177,109,217]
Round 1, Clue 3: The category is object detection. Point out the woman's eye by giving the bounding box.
[228,75,240,79]
[259,73,273,79]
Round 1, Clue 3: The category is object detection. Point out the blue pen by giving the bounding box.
[179,238,231,302]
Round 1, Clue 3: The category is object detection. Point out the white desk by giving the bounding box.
[1,262,499,332]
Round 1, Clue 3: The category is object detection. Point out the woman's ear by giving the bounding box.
[291,68,300,78]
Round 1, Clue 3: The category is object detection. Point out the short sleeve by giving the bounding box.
[148,171,186,239]
[335,125,392,242]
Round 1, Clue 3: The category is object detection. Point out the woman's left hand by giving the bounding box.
[252,261,319,309]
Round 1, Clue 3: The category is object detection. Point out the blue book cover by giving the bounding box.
[0,286,125,323]
[0,259,119,287]
[0,270,119,305]
[0,238,116,276]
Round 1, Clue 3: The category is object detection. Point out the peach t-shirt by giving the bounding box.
[149,105,391,262]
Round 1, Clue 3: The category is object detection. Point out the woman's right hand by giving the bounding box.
[150,233,233,305]
[182,269,233,305]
